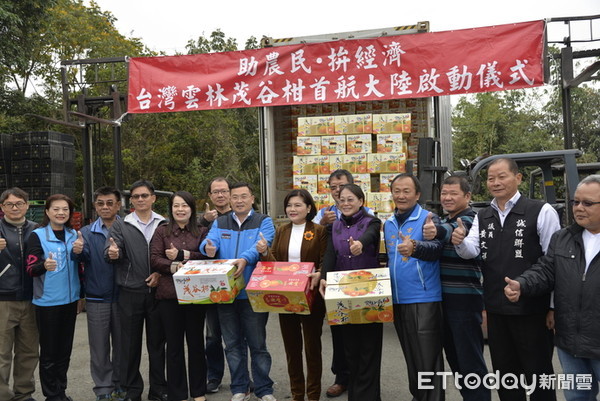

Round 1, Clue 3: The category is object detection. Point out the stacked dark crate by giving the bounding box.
[0,134,12,191]
[11,131,75,201]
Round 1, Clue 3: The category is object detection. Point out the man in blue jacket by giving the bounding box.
[80,187,124,401]
[200,182,276,401]
[383,173,444,401]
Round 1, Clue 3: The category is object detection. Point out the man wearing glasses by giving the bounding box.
[0,188,38,401]
[454,158,560,401]
[200,182,276,401]
[105,181,167,401]
[79,187,125,401]
[504,174,600,401]
[200,177,233,394]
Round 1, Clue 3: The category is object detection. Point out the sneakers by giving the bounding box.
[230,393,251,401]
[207,378,221,393]
[111,388,127,401]
[260,395,277,401]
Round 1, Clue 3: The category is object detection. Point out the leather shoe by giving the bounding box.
[148,391,168,401]
[326,383,347,397]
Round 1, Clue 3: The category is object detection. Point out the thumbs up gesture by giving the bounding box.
[45,252,57,271]
[256,232,268,255]
[422,212,437,240]
[203,202,218,223]
[504,276,521,302]
[451,218,467,245]
[205,239,217,258]
[108,237,120,260]
[397,233,415,257]
[348,236,363,256]
[165,242,178,260]
[72,231,84,254]
[0,234,6,251]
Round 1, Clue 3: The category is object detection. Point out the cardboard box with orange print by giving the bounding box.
[372,113,412,134]
[312,116,335,136]
[320,136,346,155]
[297,117,312,136]
[292,174,318,194]
[247,262,316,314]
[313,193,332,211]
[341,154,368,174]
[334,115,350,135]
[317,175,330,194]
[296,136,321,155]
[293,155,320,175]
[329,155,344,172]
[324,267,393,325]
[347,114,372,134]
[379,173,397,192]
[367,153,406,173]
[173,259,245,305]
[376,134,404,153]
[346,134,372,154]
[367,192,394,213]
[352,174,371,194]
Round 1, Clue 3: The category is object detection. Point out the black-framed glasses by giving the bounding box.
[131,193,151,200]
[569,200,600,207]
[95,200,116,207]
[2,201,27,209]
[210,190,230,195]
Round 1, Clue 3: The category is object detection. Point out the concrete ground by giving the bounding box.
[28,311,567,401]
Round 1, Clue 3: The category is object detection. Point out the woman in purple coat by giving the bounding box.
[319,184,382,401]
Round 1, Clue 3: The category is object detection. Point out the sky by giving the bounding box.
[89,0,600,55]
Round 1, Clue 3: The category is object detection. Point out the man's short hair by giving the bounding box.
[390,173,421,193]
[488,158,519,175]
[578,174,600,189]
[130,180,155,194]
[230,182,254,195]
[0,187,29,204]
[443,175,471,194]
[328,169,354,184]
[207,177,231,194]
[93,186,122,202]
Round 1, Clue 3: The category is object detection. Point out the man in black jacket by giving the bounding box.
[0,188,38,401]
[505,174,600,401]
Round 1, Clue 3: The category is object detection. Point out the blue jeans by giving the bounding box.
[443,305,491,401]
[218,299,273,397]
[557,347,600,401]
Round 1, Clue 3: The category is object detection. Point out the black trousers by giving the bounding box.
[159,299,207,400]
[393,302,445,401]
[487,312,556,401]
[118,288,166,399]
[329,324,349,386]
[36,302,78,401]
[341,322,383,401]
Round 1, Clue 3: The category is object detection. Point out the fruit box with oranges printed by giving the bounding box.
[173,259,245,305]
[324,267,393,325]
[246,262,315,315]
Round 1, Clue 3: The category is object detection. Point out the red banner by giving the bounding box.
[128,20,545,114]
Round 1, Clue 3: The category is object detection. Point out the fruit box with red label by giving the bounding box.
[324,267,393,325]
[246,262,315,314]
[173,259,245,305]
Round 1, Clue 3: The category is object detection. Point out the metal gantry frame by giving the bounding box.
[546,15,600,150]
[59,57,128,222]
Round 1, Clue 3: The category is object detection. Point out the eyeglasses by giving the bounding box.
[131,193,151,200]
[211,190,230,195]
[95,200,116,207]
[2,201,27,209]
[329,185,346,191]
[570,200,600,207]
[231,194,252,201]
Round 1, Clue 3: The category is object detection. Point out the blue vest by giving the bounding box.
[384,204,442,304]
[32,226,80,307]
